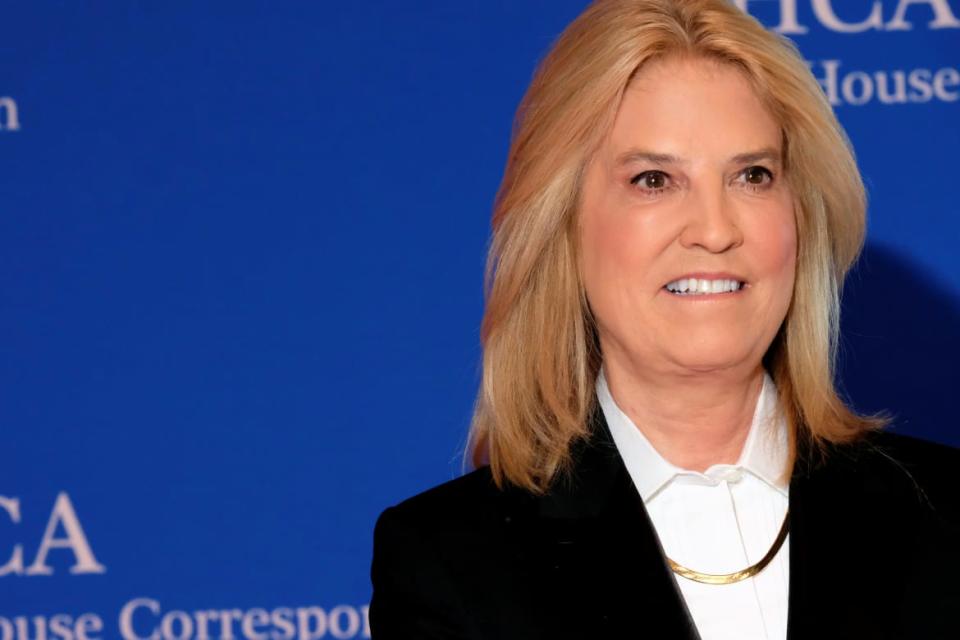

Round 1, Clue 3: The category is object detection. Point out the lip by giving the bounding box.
[661,272,751,299]
[662,272,749,287]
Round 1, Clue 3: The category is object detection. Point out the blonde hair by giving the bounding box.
[466,0,888,494]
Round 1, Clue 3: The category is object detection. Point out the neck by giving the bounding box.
[602,356,765,473]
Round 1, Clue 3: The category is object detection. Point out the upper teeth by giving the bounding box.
[665,278,743,295]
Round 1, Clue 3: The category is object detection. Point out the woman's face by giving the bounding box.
[579,55,797,380]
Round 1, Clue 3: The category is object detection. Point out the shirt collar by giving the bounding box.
[595,366,789,503]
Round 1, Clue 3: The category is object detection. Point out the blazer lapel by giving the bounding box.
[519,407,701,639]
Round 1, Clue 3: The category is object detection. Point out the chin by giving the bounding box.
[663,343,755,375]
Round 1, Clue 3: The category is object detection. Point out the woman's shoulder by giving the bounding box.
[826,428,960,523]
[864,428,960,461]
[374,465,526,541]
[370,467,534,638]
[856,429,960,483]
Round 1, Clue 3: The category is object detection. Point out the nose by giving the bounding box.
[678,185,743,253]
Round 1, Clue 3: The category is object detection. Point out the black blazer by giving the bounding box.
[370,408,960,639]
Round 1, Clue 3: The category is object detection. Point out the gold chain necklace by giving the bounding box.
[666,510,790,585]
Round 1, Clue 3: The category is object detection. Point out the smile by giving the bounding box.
[664,278,744,295]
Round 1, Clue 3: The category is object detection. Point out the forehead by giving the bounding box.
[601,55,782,162]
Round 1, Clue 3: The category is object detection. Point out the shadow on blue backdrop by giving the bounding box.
[839,242,960,448]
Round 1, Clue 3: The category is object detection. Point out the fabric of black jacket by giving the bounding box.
[369,406,960,639]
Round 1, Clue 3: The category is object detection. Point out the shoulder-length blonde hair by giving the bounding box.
[466,0,887,495]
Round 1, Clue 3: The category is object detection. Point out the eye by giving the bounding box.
[738,165,775,191]
[629,170,674,196]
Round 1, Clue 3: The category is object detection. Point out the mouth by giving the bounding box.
[663,277,748,296]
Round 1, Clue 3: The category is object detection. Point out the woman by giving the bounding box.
[369,1,960,638]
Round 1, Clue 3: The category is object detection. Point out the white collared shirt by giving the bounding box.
[596,367,790,640]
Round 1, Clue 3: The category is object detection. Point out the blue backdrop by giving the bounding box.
[1,1,958,638]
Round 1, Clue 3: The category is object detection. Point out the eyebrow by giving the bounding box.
[614,146,782,167]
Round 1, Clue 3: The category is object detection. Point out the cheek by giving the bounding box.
[583,215,633,279]
[581,185,677,276]
[752,205,798,296]
[581,209,660,305]
[580,216,636,338]
[777,211,798,275]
